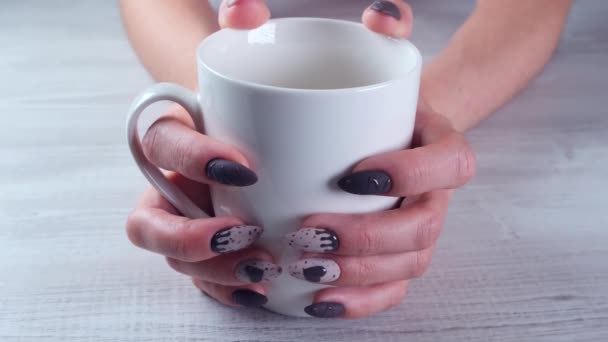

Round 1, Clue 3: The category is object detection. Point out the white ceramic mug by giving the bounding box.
[127,17,421,317]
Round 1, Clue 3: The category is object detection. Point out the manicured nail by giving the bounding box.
[232,289,268,307]
[305,302,345,318]
[206,159,258,187]
[288,258,340,283]
[235,260,282,283]
[370,1,401,20]
[227,0,240,7]
[338,170,392,195]
[285,228,339,253]
[211,225,263,254]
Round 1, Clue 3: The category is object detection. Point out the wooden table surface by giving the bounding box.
[2,1,607,341]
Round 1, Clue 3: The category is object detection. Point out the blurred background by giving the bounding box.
[1,1,607,341]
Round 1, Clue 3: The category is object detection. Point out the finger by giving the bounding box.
[126,205,262,262]
[167,248,281,286]
[287,246,434,286]
[337,113,476,196]
[142,114,258,187]
[219,0,270,30]
[288,190,450,256]
[304,280,409,318]
[192,278,268,308]
[362,0,413,38]
[138,172,213,214]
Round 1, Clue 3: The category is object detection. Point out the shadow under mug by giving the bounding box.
[126,17,422,317]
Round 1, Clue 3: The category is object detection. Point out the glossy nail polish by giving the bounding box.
[232,289,268,307]
[288,258,341,283]
[338,170,392,195]
[211,225,263,254]
[235,260,282,283]
[304,302,345,318]
[370,1,401,20]
[285,228,339,253]
[206,159,258,187]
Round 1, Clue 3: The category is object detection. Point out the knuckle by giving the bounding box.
[142,119,203,177]
[451,133,477,185]
[387,283,408,309]
[165,257,181,273]
[415,206,442,250]
[411,250,432,278]
[173,134,200,176]
[356,225,377,256]
[125,209,145,248]
[167,219,198,262]
[402,158,429,193]
[352,259,375,286]
[141,121,165,163]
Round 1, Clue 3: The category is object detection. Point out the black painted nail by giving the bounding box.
[211,225,263,254]
[370,1,401,20]
[206,159,258,187]
[232,289,268,307]
[338,170,392,195]
[304,302,346,318]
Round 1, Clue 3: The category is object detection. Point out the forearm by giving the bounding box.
[119,0,219,88]
[420,0,572,131]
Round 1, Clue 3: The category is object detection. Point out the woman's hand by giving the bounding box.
[286,108,476,318]
[126,105,283,308]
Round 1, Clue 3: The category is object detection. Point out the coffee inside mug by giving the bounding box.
[198,18,419,90]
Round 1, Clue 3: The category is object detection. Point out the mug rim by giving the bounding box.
[197,17,422,94]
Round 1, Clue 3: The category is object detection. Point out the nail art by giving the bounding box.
[232,289,268,307]
[288,258,340,283]
[304,302,345,318]
[235,260,282,283]
[338,170,392,195]
[211,225,263,254]
[206,159,258,187]
[370,1,402,20]
[285,228,339,253]
[226,0,240,7]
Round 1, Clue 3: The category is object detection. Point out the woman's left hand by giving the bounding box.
[287,107,476,318]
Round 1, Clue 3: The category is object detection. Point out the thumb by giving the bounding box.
[219,0,270,30]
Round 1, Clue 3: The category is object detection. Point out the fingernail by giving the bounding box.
[288,258,340,283]
[338,170,392,195]
[211,225,263,254]
[305,302,345,318]
[227,0,240,7]
[370,1,402,20]
[285,228,339,253]
[235,260,282,283]
[232,289,268,307]
[206,159,258,187]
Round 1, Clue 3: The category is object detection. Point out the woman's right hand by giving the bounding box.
[126,105,281,308]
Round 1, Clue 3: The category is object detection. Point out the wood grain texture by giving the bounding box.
[1,0,607,341]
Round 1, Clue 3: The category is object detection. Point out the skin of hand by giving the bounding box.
[121,0,570,318]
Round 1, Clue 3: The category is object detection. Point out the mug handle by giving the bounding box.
[126,83,210,219]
